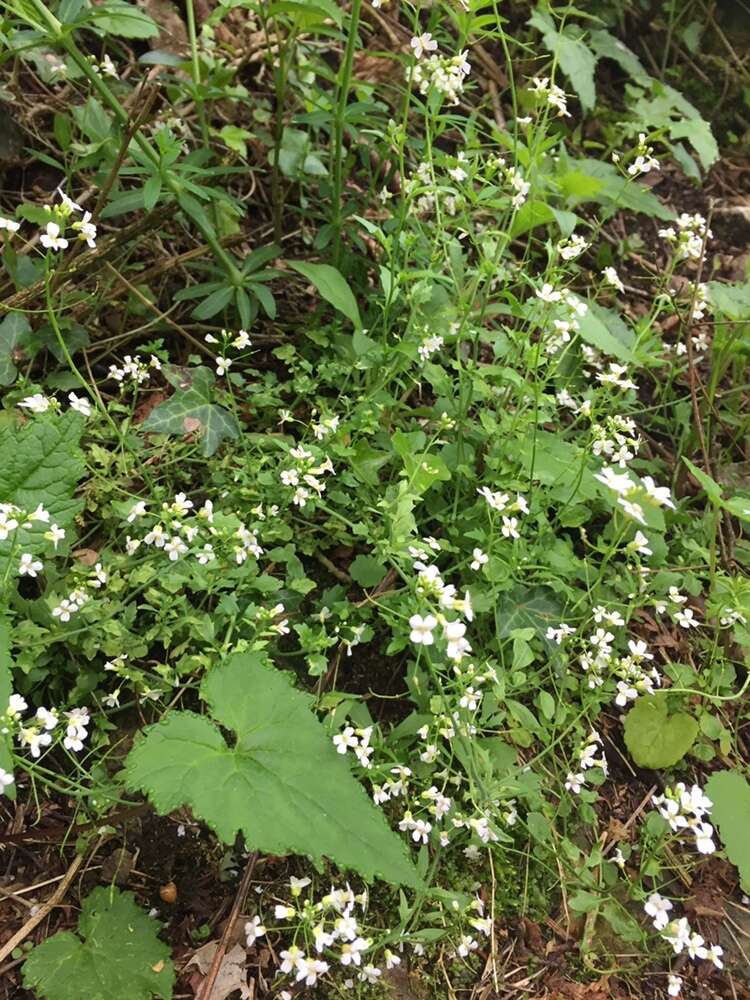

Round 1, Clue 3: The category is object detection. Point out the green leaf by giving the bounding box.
[576,302,636,363]
[529,10,597,111]
[288,261,362,329]
[704,770,750,893]
[623,693,698,769]
[683,458,723,504]
[90,1,159,38]
[707,279,750,319]
[143,365,239,457]
[669,118,718,171]
[495,585,562,640]
[0,414,84,581]
[588,29,649,83]
[22,886,174,1000]
[510,200,555,237]
[125,652,419,887]
[349,554,387,588]
[0,312,30,386]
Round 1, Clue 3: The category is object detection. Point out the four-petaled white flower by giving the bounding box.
[40,221,68,251]
[19,393,51,414]
[410,33,438,59]
[409,613,437,645]
[18,553,43,577]
[68,392,92,416]
[244,915,266,947]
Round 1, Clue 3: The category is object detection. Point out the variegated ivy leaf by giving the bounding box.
[142,364,238,457]
[125,651,419,887]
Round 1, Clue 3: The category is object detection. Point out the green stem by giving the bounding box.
[25,0,241,286]
[331,0,362,266]
[184,0,212,154]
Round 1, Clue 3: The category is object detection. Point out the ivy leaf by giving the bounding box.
[143,365,239,457]
[0,413,85,580]
[704,770,750,893]
[623,693,698,769]
[288,261,362,330]
[125,652,419,887]
[22,886,175,1000]
[0,312,31,386]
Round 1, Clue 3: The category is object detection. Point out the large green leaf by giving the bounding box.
[22,886,174,1000]
[125,652,419,887]
[0,413,85,582]
[288,261,362,330]
[577,302,636,363]
[705,770,750,893]
[623,693,698,769]
[143,365,239,457]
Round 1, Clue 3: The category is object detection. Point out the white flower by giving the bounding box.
[57,188,82,213]
[667,974,682,997]
[675,608,699,629]
[233,329,251,349]
[215,356,232,376]
[705,944,723,969]
[359,964,381,984]
[40,221,68,251]
[100,54,117,77]
[52,599,75,622]
[127,500,147,522]
[0,767,14,792]
[18,393,51,414]
[565,772,585,794]
[68,392,92,416]
[333,726,359,754]
[443,620,471,661]
[279,945,304,972]
[295,957,329,986]
[18,553,43,577]
[662,916,691,954]
[644,893,673,931]
[412,819,432,844]
[641,475,675,509]
[410,33,438,59]
[409,613,437,645]
[602,267,625,293]
[274,904,296,920]
[501,516,519,539]
[72,211,97,248]
[477,486,508,511]
[8,693,28,716]
[470,548,488,570]
[44,524,65,548]
[36,707,58,730]
[164,536,188,561]
[536,282,562,303]
[0,216,20,233]
[244,915,266,946]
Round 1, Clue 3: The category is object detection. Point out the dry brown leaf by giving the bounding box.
[186,942,250,1000]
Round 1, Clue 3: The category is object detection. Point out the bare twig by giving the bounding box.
[0,852,85,963]
[197,851,258,1000]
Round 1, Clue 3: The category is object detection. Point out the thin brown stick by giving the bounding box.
[0,852,85,963]
[197,851,258,1000]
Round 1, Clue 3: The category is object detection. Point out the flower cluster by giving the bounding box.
[617,132,660,176]
[594,466,675,525]
[590,414,641,467]
[410,37,471,105]
[652,782,715,855]
[332,725,374,768]
[2,694,91,787]
[529,75,570,117]
[279,445,335,509]
[204,327,252,378]
[107,353,161,386]
[658,213,713,262]
[643,892,723,994]
[564,729,608,794]
[123,492,265,568]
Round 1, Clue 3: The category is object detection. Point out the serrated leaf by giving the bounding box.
[623,693,698,769]
[143,364,239,457]
[22,886,174,1000]
[288,261,362,329]
[125,652,419,887]
[707,279,750,319]
[704,770,750,893]
[588,29,649,83]
[0,413,85,580]
[0,312,30,386]
[529,10,596,111]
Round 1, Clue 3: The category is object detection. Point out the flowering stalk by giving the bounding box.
[330,0,363,267]
[22,0,242,288]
